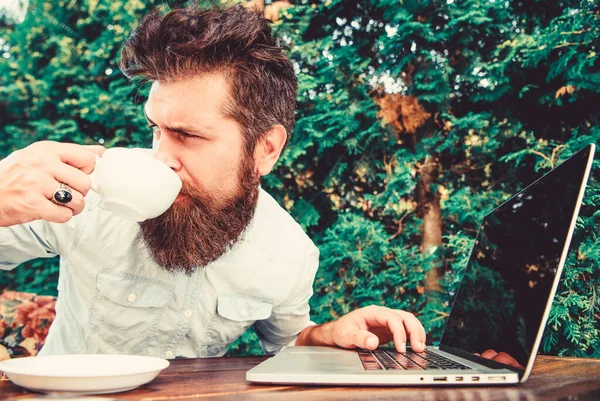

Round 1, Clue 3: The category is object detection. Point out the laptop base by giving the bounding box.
[246,346,519,386]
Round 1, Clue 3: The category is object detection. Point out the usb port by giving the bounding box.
[455,377,464,382]
[472,376,480,382]
[433,377,448,382]
[489,376,506,382]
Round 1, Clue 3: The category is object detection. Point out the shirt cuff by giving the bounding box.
[285,320,317,348]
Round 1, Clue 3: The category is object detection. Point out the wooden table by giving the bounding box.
[2,355,600,400]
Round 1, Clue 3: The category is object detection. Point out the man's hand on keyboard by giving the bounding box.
[476,349,525,369]
[297,305,426,353]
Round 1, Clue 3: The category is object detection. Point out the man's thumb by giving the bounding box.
[353,329,379,350]
[85,145,106,157]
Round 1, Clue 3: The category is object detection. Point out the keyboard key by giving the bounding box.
[389,353,423,370]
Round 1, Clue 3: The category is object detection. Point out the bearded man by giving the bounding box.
[0,4,426,358]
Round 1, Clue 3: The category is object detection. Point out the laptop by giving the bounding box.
[247,143,596,386]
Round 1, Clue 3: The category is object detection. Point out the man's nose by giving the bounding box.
[153,137,182,171]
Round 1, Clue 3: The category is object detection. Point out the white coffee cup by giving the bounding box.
[89,147,182,221]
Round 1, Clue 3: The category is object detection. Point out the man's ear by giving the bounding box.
[254,124,287,176]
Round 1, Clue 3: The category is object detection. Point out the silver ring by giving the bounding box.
[51,182,73,205]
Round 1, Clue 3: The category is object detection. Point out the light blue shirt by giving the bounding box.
[0,188,319,358]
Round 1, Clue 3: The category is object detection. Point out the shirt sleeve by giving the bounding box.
[253,244,320,354]
[0,215,81,271]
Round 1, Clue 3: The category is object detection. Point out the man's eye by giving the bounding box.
[177,131,201,140]
[149,125,160,136]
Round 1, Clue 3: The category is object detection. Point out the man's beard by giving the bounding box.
[138,157,260,275]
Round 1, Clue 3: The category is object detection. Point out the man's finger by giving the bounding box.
[362,308,406,352]
[389,317,407,353]
[494,352,524,369]
[84,145,106,157]
[393,309,426,351]
[36,176,84,217]
[481,349,499,360]
[400,312,426,352]
[37,197,74,224]
[50,162,92,197]
[363,307,425,353]
[350,329,379,350]
[50,142,104,174]
[371,308,410,353]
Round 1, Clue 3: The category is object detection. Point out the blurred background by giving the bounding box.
[0,0,598,358]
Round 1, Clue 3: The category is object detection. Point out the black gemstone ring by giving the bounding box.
[52,182,73,205]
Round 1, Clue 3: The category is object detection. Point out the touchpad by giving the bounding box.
[274,350,361,373]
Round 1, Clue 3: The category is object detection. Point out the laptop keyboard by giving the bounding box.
[358,348,472,370]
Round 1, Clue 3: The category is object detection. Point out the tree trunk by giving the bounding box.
[417,154,443,292]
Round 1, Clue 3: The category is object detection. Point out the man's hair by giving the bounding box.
[120,3,297,155]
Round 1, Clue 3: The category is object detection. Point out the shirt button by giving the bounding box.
[184,310,192,318]
[127,293,136,302]
[165,350,174,359]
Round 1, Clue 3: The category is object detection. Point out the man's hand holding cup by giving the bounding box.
[0,141,104,227]
[0,141,182,228]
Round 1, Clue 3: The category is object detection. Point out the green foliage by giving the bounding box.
[226,326,264,356]
[0,0,153,158]
[1,0,599,358]
[267,0,600,358]
[0,258,60,297]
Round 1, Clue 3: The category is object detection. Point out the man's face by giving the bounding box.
[139,73,260,274]
[145,73,247,204]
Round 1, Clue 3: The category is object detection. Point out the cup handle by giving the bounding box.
[89,154,100,193]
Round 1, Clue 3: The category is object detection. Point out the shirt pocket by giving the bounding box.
[88,270,174,354]
[199,293,272,356]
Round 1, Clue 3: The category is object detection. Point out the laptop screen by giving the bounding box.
[439,145,593,370]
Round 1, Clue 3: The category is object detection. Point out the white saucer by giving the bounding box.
[0,354,170,395]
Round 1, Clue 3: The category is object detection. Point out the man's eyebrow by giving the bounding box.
[143,108,211,136]
[143,108,155,126]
